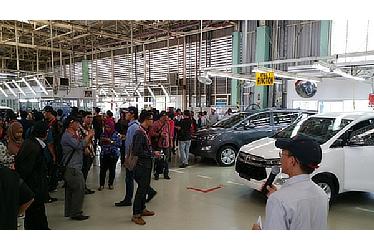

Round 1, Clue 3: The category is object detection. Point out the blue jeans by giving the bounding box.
[179,140,191,165]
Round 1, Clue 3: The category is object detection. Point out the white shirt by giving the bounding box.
[208,113,219,125]
[263,174,329,230]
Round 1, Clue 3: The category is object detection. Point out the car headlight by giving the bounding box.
[201,146,212,151]
[266,158,281,165]
[206,134,219,141]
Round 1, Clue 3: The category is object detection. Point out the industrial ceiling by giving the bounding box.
[0,20,237,72]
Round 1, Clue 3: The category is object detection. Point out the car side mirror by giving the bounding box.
[244,123,256,129]
[348,136,365,146]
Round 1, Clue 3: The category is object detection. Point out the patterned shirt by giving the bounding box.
[0,141,15,169]
[149,120,170,149]
[99,132,121,158]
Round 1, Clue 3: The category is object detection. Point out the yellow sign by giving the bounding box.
[256,72,275,86]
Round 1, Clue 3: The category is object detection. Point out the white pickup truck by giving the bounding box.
[235,112,374,202]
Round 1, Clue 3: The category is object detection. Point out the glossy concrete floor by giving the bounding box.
[44,156,374,230]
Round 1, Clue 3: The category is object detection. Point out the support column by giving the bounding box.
[82,58,89,87]
[255,25,271,109]
[231,31,240,106]
[320,20,331,56]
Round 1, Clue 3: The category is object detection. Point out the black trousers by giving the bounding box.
[133,161,153,215]
[82,154,94,182]
[24,200,49,230]
[48,162,59,191]
[154,148,170,177]
[99,154,118,186]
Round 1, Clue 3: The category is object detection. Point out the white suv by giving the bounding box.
[235,111,374,202]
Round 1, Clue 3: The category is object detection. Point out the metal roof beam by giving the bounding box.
[0,41,71,53]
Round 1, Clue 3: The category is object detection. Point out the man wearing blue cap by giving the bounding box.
[253,135,329,230]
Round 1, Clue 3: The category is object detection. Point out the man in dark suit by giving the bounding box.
[16,121,50,230]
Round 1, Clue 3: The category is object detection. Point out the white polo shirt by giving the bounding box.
[263,174,329,230]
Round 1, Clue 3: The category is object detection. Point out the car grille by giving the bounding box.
[235,152,280,181]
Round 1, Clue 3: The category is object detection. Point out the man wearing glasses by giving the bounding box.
[253,135,329,230]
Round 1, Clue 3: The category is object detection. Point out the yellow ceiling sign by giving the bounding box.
[256,72,275,86]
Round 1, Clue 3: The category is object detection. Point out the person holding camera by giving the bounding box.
[61,116,95,221]
[149,111,171,180]
[98,119,121,191]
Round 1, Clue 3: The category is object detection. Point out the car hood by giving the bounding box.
[239,137,279,159]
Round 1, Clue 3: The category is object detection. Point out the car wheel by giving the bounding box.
[312,174,337,204]
[217,146,237,166]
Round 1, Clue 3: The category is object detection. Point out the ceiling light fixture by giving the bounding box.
[22,78,36,96]
[203,70,255,82]
[33,77,48,95]
[198,73,213,85]
[312,62,365,81]
[3,82,17,97]
[12,80,26,96]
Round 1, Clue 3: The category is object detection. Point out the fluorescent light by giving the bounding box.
[33,77,48,95]
[22,78,36,96]
[206,70,254,82]
[147,86,156,99]
[12,80,26,96]
[312,62,365,81]
[135,90,142,98]
[3,82,17,97]
[19,98,27,103]
[0,86,8,97]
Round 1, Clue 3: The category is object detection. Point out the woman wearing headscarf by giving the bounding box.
[0,122,23,169]
[98,119,121,190]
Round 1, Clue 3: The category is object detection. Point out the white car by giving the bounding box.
[235,111,374,202]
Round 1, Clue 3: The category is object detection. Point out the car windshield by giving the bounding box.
[273,117,353,144]
[212,113,248,128]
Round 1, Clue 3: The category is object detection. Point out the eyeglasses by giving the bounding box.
[279,151,293,158]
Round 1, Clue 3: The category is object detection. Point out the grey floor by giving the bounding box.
[44,156,374,230]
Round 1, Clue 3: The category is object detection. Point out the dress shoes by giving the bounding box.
[132,216,146,225]
[46,197,58,203]
[115,200,132,207]
[85,188,95,194]
[71,215,90,221]
[142,209,155,216]
[146,191,157,202]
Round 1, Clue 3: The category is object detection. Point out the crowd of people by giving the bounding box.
[0,104,328,230]
[0,105,221,228]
